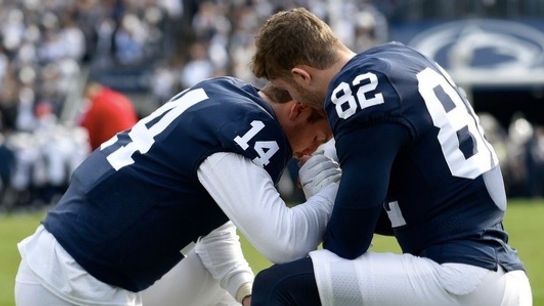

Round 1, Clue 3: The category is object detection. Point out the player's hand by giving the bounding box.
[299,152,341,198]
[242,295,251,306]
[316,138,338,162]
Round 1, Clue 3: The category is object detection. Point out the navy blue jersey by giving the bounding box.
[324,43,524,271]
[43,77,292,291]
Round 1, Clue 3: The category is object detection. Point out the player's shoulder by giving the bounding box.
[325,43,428,138]
[193,77,276,122]
[163,77,291,180]
[194,76,249,95]
[331,42,430,90]
[325,43,406,136]
[191,77,291,171]
[334,42,419,78]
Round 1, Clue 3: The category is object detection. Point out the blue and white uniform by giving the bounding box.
[324,43,522,270]
[307,43,531,306]
[16,77,338,306]
[44,77,290,292]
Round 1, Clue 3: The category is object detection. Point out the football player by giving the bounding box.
[15,77,341,306]
[249,8,532,306]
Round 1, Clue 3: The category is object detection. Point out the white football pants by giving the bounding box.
[16,228,237,306]
[141,249,238,306]
[310,250,532,306]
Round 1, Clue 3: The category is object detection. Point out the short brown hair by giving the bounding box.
[251,8,344,80]
[261,83,292,104]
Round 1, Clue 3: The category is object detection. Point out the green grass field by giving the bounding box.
[1,200,542,305]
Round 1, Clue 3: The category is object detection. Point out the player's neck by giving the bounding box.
[315,49,356,89]
[331,49,356,75]
[265,97,286,121]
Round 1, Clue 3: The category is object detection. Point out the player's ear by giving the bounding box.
[287,101,306,122]
[291,66,312,86]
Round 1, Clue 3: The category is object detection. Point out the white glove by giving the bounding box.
[316,138,338,162]
[299,153,341,199]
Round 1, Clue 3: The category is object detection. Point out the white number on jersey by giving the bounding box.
[417,67,498,179]
[234,120,279,167]
[331,72,384,119]
[101,88,209,170]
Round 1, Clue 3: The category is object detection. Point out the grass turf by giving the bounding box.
[1,200,542,305]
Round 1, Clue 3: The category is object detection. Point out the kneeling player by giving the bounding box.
[250,8,532,306]
[15,77,341,306]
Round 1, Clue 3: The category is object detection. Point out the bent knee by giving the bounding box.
[252,258,319,306]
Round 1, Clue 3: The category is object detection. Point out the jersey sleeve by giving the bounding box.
[194,221,253,302]
[323,121,410,259]
[325,59,416,141]
[197,152,338,263]
[323,61,414,257]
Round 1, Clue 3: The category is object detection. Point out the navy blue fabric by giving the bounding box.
[251,257,319,306]
[324,43,524,272]
[323,123,409,259]
[43,77,292,291]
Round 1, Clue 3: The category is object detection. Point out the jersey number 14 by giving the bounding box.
[101,88,279,170]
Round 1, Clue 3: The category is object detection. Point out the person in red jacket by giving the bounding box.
[80,82,138,150]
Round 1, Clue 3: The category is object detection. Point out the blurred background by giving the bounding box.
[0,0,543,210]
[0,1,543,305]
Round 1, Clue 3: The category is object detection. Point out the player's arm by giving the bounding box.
[195,221,253,304]
[197,152,339,264]
[316,138,393,236]
[323,122,409,259]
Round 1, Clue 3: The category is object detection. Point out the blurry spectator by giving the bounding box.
[526,127,544,198]
[479,112,509,165]
[15,87,37,132]
[95,18,116,64]
[8,133,40,207]
[352,7,388,52]
[80,82,137,150]
[2,8,25,54]
[0,134,15,203]
[158,0,184,19]
[3,126,90,209]
[507,114,534,197]
[115,14,146,65]
[479,112,513,193]
[180,42,215,88]
[0,78,19,132]
[192,1,228,40]
[0,47,8,86]
[59,14,86,61]
[326,1,388,52]
[75,0,103,62]
[39,30,65,63]
[151,65,179,104]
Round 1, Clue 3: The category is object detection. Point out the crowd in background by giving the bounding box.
[0,0,178,209]
[0,0,543,210]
